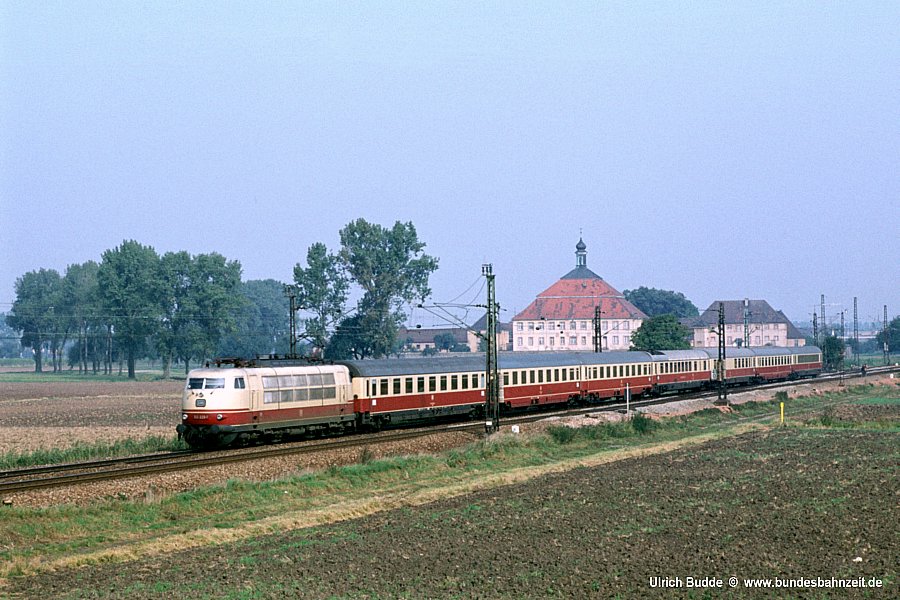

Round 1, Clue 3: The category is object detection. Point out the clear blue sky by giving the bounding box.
[2,1,897,329]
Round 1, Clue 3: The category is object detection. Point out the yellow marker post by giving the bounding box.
[780,402,784,426]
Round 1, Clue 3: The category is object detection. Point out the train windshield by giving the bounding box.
[187,378,226,389]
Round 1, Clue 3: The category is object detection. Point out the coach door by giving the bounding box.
[247,373,263,411]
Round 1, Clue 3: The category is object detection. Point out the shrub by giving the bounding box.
[631,412,657,435]
[547,425,578,445]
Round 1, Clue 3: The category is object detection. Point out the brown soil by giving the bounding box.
[6,427,896,599]
[0,380,182,454]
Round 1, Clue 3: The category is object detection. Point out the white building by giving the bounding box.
[511,239,646,351]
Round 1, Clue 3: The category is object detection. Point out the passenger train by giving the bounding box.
[177,346,822,449]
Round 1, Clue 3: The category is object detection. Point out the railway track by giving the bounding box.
[2,365,895,496]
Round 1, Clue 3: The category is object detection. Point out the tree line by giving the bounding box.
[6,241,244,377]
[5,219,439,376]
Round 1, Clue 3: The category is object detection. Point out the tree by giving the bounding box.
[875,316,899,354]
[6,269,64,372]
[157,251,243,375]
[187,252,243,369]
[157,251,194,378]
[624,287,699,318]
[324,314,369,360]
[630,314,692,352]
[218,279,292,359]
[99,240,163,378]
[433,332,456,352]
[292,242,349,353]
[61,261,100,373]
[337,219,439,358]
[821,335,845,370]
[0,314,22,358]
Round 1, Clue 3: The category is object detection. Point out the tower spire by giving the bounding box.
[575,237,587,268]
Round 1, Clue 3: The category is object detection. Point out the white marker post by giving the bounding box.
[626,382,631,415]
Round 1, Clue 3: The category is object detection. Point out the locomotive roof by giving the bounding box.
[339,351,654,377]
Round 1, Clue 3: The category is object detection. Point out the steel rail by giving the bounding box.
[3,365,895,495]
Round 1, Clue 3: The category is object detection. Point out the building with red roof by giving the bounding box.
[512,239,646,351]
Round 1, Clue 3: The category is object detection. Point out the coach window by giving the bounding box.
[428,376,436,392]
[380,379,389,396]
[405,378,413,394]
[206,378,225,389]
[393,379,401,395]
[503,372,509,386]
[462,374,469,389]
[512,371,518,385]
[554,368,560,381]
[417,377,425,393]
[451,375,458,390]
[440,375,447,391]
[537,370,544,384]
[234,377,245,389]
[529,370,535,384]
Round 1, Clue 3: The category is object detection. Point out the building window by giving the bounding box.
[581,336,587,345]
[580,321,587,330]
[570,336,577,345]
[624,321,630,330]
[549,337,555,346]
[570,321,577,330]
[517,337,523,347]
[516,322,523,332]
[528,337,534,346]
[560,337,566,345]
[613,336,619,345]
[538,337,544,345]
[528,322,535,331]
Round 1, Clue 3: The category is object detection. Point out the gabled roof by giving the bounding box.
[692,300,805,340]
[469,314,512,332]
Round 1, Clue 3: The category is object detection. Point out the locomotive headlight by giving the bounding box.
[182,413,188,420]
[216,413,224,421]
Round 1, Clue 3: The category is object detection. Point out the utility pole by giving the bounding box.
[839,310,845,383]
[283,285,298,359]
[812,312,818,346]
[853,297,859,365]
[593,305,602,353]
[820,294,826,346]
[482,264,501,434]
[714,302,728,405]
[884,305,890,366]
[743,298,751,347]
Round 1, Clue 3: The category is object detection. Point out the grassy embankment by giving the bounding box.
[0,437,187,470]
[1,383,897,584]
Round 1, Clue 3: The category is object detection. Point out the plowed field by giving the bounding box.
[8,426,897,599]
